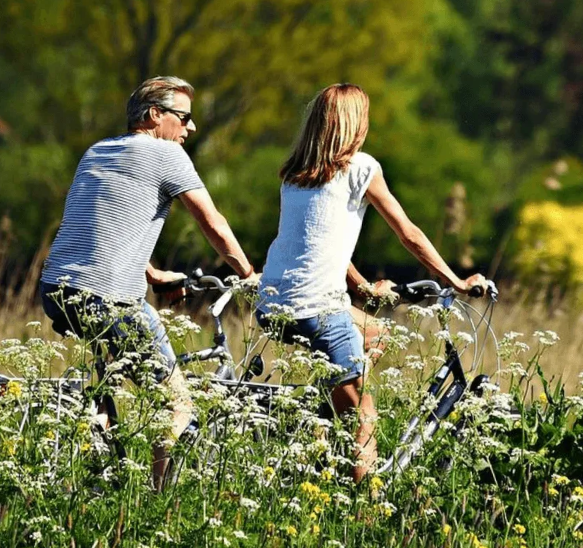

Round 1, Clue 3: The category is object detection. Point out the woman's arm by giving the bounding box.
[347,263,397,300]
[365,169,485,293]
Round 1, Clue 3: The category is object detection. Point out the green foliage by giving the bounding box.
[1,0,583,276]
[0,144,74,254]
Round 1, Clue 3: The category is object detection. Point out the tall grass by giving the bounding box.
[1,286,582,547]
[3,261,581,393]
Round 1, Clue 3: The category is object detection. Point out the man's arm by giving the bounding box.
[179,188,255,279]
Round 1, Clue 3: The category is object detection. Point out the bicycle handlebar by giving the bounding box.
[392,279,498,303]
[152,268,231,295]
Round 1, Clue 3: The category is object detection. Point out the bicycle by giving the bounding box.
[0,366,125,484]
[373,279,504,479]
[0,272,503,491]
[154,271,505,489]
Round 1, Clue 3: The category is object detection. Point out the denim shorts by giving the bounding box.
[257,309,364,386]
[40,281,176,382]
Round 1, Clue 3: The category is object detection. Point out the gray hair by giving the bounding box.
[126,76,194,131]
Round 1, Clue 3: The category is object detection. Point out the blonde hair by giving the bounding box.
[280,83,369,188]
[126,76,194,131]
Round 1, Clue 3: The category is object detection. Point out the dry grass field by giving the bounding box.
[1,254,581,393]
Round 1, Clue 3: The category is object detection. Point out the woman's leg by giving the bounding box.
[350,306,388,364]
[331,376,378,483]
[308,311,379,482]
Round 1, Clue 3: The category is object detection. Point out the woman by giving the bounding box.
[257,83,486,482]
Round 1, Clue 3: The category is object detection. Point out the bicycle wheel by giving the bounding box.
[162,408,281,489]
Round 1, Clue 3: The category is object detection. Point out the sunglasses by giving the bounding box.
[158,106,192,125]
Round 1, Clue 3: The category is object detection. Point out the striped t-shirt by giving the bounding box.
[42,133,204,301]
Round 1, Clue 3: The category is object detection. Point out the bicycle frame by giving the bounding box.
[377,280,498,476]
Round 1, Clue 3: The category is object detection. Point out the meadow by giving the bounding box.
[1,272,583,547]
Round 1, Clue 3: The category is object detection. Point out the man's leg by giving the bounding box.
[140,303,194,490]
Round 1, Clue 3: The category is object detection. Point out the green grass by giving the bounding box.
[1,294,583,547]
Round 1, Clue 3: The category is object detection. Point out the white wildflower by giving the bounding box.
[533,330,560,347]
[455,331,474,345]
[208,517,223,528]
[408,305,435,319]
[333,493,352,506]
[240,497,260,513]
[262,285,279,296]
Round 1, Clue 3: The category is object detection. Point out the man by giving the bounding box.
[40,76,257,488]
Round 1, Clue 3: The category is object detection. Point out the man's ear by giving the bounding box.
[148,105,162,126]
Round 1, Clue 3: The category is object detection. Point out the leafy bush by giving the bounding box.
[514,201,583,294]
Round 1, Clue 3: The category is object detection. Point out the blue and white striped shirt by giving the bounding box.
[42,133,204,301]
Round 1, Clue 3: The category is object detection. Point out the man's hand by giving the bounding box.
[147,266,188,302]
[147,268,187,285]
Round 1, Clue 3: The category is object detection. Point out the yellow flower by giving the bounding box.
[78,422,90,435]
[3,439,16,456]
[553,474,570,486]
[442,524,452,535]
[370,476,383,493]
[449,410,460,422]
[548,487,559,497]
[263,466,275,479]
[285,525,297,537]
[377,502,394,518]
[45,430,55,440]
[80,442,91,453]
[309,512,317,521]
[573,531,583,541]
[300,481,320,497]
[319,492,331,505]
[513,523,526,535]
[313,505,323,515]
[573,486,583,497]
[6,381,22,398]
[466,532,485,548]
[538,393,548,404]
[310,524,320,535]
[320,469,333,482]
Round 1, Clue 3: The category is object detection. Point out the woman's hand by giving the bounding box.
[455,273,488,295]
[359,279,399,306]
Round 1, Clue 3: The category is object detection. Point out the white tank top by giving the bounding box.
[259,152,381,319]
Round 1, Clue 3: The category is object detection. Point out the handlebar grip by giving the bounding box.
[152,278,187,294]
[391,284,428,303]
[467,285,485,298]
